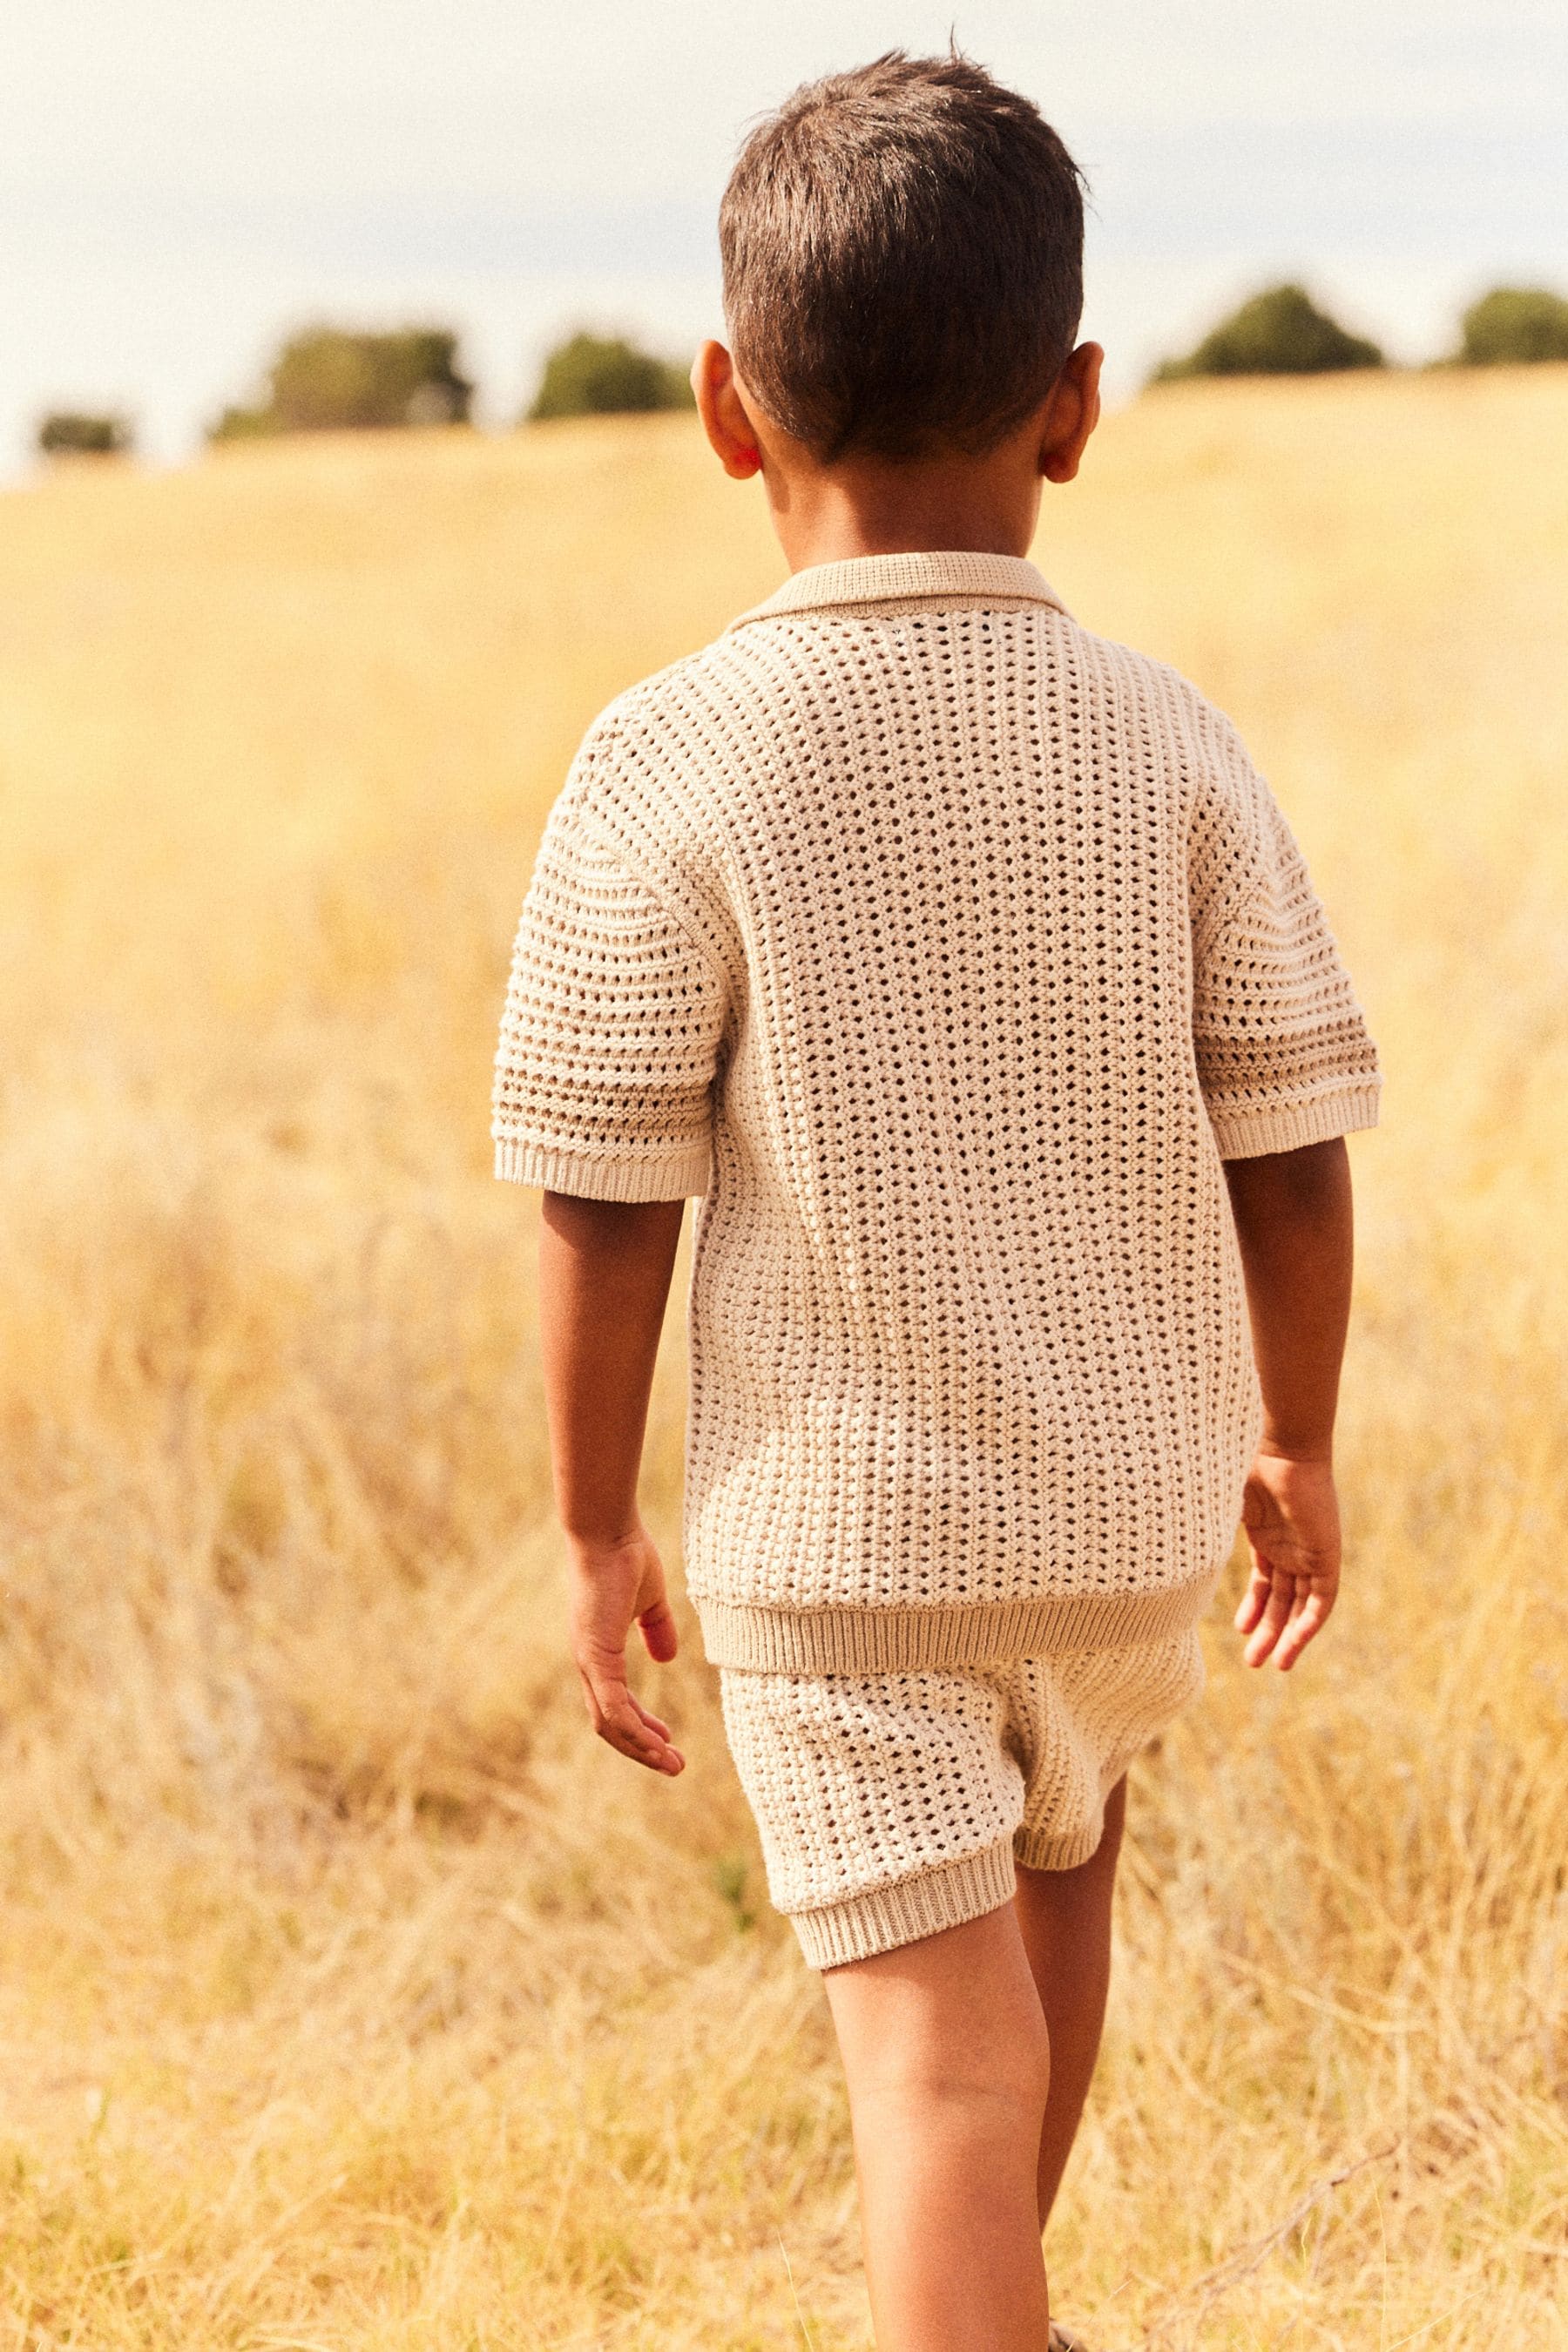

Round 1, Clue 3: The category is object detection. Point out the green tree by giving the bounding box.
[1152,284,1384,382]
[210,328,473,442]
[527,332,694,422]
[1455,287,1568,366]
[37,411,133,457]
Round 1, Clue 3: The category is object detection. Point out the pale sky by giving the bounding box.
[2,0,1565,469]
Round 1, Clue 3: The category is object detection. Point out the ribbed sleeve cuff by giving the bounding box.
[493,1138,711,1200]
[1208,1079,1382,1161]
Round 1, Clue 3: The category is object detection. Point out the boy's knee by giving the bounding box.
[835,1954,1052,2121]
[973,2002,1052,2120]
[857,2005,1052,2136]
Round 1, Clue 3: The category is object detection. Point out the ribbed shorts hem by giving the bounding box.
[789,1836,1019,1970]
[695,1569,1221,1674]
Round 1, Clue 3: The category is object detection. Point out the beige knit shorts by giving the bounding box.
[719,1630,1206,1970]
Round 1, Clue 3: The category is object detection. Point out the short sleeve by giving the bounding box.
[1188,727,1382,1159]
[491,791,729,1201]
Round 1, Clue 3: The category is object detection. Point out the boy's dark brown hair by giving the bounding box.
[720,50,1088,464]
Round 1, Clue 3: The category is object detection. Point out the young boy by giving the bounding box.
[492,51,1381,2352]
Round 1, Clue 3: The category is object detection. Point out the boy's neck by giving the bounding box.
[694,337,1103,574]
[762,450,1045,575]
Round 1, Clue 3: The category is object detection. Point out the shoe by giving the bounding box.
[1048,2325,1088,2352]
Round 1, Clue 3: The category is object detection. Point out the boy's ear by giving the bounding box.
[692,341,763,480]
[1038,341,1104,485]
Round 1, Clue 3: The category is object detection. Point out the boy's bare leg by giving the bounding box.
[821,1900,1053,2350]
[1014,1772,1128,2227]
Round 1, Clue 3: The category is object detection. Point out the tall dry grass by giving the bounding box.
[0,371,1564,2349]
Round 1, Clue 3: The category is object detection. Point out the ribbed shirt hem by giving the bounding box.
[493,1137,710,1200]
[791,1838,1020,1970]
[694,1569,1224,1675]
[1209,1079,1382,1159]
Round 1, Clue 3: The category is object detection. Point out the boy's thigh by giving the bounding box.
[820,1896,1051,2105]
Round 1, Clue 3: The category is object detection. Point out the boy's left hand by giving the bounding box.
[1233,1450,1342,1672]
[566,1525,686,1774]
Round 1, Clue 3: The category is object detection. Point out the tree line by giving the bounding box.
[36,283,1568,460]
[36,328,695,462]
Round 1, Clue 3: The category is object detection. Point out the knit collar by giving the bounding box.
[728,549,1070,629]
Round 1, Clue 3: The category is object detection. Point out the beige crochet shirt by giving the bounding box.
[493,551,1382,1673]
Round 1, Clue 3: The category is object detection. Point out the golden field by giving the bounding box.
[0,367,1565,2349]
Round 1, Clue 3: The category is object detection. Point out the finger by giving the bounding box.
[1273,1586,1335,1673]
[1267,1581,1314,1672]
[575,1660,654,1752]
[578,1668,685,1774]
[638,1596,679,1664]
[1242,1585,1291,1666]
[1242,1571,1298,1668]
[629,1693,672,1740]
[627,1691,685,1770]
[1233,1560,1271,1635]
[598,1696,685,1774]
[577,1642,679,1753]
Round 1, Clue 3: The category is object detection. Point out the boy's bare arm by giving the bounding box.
[1221,1136,1355,1672]
[537,1190,688,1774]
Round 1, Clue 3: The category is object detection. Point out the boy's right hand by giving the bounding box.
[566,1526,686,1775]
[1233,1450,1342,1672]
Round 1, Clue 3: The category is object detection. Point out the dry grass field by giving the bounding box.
[0,366,1565,2349]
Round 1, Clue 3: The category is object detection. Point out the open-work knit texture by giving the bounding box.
[720,1629,1206,1968]
[493,551,1382,1672]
